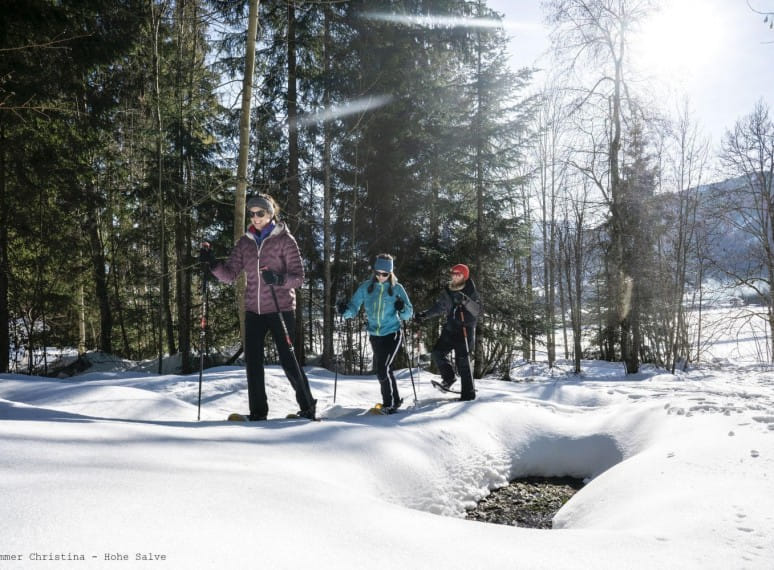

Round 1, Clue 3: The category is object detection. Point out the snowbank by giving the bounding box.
[1,360,772,569]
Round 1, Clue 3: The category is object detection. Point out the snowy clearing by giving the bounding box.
[1,352,773,569]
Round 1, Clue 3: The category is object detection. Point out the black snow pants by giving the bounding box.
[244,310,315,419]
[431,326,475,400]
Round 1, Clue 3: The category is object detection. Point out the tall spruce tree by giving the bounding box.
[0,0,143,371]
[451,0,537,376]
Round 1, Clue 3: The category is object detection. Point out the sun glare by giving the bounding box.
[631,0,727,86]
[363,12,504,29]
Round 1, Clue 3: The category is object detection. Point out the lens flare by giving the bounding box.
[298,95,393,126]
[362,12,506,29]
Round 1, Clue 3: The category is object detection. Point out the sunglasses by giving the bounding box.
[248,209,269,218]
[374,271,390,278]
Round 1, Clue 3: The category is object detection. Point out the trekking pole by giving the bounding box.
[265,277,314,408]
[197,248,210,421]
[403,321,418,403]
[459,307,475,393]
[413,324,421,388]
[333,313,340,404]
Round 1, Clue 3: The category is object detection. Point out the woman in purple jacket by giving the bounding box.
[202,194,316,420]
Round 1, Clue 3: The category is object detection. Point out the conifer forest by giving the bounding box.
[2,1,772,377]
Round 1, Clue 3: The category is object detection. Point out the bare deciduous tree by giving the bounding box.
[545,0,654,372]
[716,100,774,361]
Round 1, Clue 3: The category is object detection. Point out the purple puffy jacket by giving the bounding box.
[211,222,304,314]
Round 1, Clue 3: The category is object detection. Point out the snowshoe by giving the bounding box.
[367,403,399,415]
[227,413,267,422]
[286,409,321,421]
[287,399,318,420]
[431,380,461,395]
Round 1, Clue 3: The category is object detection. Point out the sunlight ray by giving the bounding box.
[361,11,535,32]
[297,95,393,126]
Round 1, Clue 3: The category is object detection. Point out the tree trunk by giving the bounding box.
[286,0,306,364]
[321,3,334,370]
[86,207,112,354]
[79,284,87,355]
[609,45,639,373]
[235,0,260,344]
[557,230,569,360]
[173,0,191,374]
[473,26,485,379]
[572,234,583,373]
[0,121,8,373]
[542,166,556,368]
[150,0,174,372]
[175,212,192,372]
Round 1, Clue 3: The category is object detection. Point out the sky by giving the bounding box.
[1,305,773,569]
[487,0,772,150]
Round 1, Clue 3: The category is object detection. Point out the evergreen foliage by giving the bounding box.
[2,1,767,377]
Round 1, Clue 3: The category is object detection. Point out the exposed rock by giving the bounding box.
[466,476,584,529]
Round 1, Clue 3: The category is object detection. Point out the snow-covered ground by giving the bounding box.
[2,315,773,568]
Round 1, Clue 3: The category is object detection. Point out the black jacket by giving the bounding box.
[423,278,482,333]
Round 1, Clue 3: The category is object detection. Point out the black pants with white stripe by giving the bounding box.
[369,330,402,408]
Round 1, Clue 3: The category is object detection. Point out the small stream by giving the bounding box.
[465,476,584,529]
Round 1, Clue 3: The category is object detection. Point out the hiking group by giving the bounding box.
[200,193,483,421]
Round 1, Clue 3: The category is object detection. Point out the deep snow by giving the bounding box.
[1,313,773,569]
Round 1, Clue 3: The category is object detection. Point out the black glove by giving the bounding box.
[452,292,467,306]
[199,246,216,267]
[337,301,348,316]
[394,297,405,312]
[261,269,285,286]
[414,311,427,324]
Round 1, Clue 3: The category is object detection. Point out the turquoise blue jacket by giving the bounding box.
[343,279,413,336]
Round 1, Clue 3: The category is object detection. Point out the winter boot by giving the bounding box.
[295,398,317,420]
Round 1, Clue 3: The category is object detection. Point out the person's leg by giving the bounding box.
[456,328,476,400]
[268,311,315,414]
[371,331,403,408]
[431,330,457,387]
[384,330,403,408]
[244,312,269,419]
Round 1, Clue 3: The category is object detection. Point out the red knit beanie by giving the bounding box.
[450,264,469,280]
